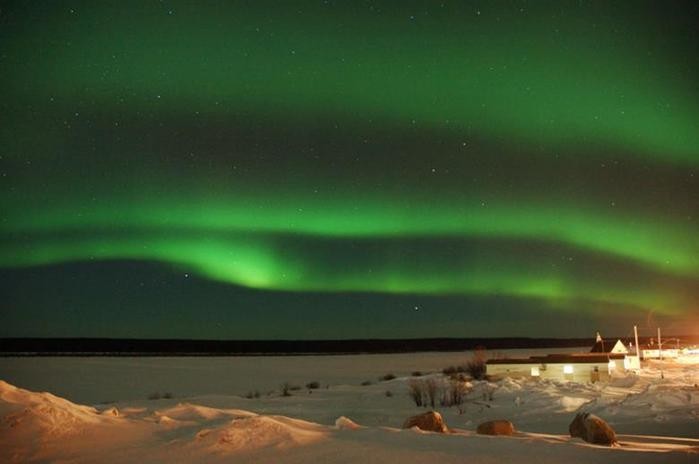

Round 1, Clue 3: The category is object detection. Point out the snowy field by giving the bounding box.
[1,349,698,463]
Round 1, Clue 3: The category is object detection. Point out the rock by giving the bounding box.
[569,412,617,445]
[101,407,119,417]
[476,419,515,436]
[402,411,448,433]
[335,416,361,430]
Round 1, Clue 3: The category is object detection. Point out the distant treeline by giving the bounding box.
[0,336,671,356]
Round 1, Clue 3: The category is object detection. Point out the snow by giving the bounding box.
[1,351,698,463]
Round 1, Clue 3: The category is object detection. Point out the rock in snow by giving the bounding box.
[334,416,361,430]
[402,411,448,433]
[568,412,617,446]
[477,419,516,436]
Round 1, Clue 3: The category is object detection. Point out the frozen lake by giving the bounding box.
[0,347,583,404]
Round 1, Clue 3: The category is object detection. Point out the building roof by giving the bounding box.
[590,338,630,353]
[487,353,624,365]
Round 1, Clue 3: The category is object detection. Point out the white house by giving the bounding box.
[487,353,624,383]
[487,336,635,382]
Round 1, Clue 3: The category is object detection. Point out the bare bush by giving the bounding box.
[466,359,486,380]
[380,373,396,381]
[409,377,475,410]
[425,378,439,408]
[408,379,425,407]
[280,382,292,397]
[466,348,487,380]
[441,380,470,407]
[306,381,320,390]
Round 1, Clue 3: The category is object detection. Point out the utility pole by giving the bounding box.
[634,325,640,359]
[658,327,663,361]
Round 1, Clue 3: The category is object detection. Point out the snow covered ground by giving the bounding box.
[1,350,697,463]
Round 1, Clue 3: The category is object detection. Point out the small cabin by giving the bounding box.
[642,348,680,359]
[642,338,680,359]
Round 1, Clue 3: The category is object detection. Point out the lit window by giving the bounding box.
[563,365,574,374]
[531,366,540,376]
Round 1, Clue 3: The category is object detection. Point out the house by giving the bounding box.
[487,353,624,383]
[486,334,633,382]
[641,339,680,359]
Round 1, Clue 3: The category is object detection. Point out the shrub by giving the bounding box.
[380,373,396,381]
[425,378,439,408]
[466,349,487,380]
[289,384,302,391]
[147,392,162,400]
[385,390,393,397]
[306,381,320,390]
[409,376,476,410]
[280,382,292,397]
[441,380,470,407]
[408,378,445,408]
[411,371,423,377]
[408,379,425,407]
[244,390,261,399]
[361,380,373,386]
[162,392,173,399]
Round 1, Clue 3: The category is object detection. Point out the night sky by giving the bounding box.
[1,1,698,339]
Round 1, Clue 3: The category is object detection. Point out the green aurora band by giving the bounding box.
[3,196,698,276]
[2,193,697,316]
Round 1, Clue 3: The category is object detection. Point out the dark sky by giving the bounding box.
[1,1,698,339]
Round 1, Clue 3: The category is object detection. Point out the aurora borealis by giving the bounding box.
[1,1,698,339]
